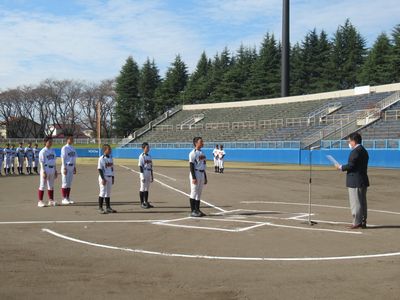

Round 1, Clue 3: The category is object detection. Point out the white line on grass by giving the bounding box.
[42,228,400,262]
[120,165,226,213]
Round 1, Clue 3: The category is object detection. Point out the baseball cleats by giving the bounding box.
[99,208,107,214]
[61,199,70,205]
[37,201,45,208]
[190,210,202,217]
[106,207,117,213]
[48,200,57,207]
[68,199,75,204]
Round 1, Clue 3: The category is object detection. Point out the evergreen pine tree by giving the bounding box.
[246,33,280,98]
[330,19,366,89]
[156,55,188,111]
[359,33,394,85]
[114,56,141,137]
[139,58,161,121]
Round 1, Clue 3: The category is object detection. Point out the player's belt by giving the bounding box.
[195,169,204,172]
[67,163,74,166]
[45,165,55,168]
[105,175,113,177]
[144,168,152,171]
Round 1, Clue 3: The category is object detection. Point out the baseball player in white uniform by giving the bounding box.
[24,142,34,175]
[0,145,4,176]
[33,144,40,174]
[10,144,16,175]
[189,137,207,217]
[213,144,219,173]
[16,143,25,175]
[38,137,58,207]
[61,136,77,205]
[97,144,116,214]
[138,142,154,209]
[218,145,225,173]
[4,144,12,175]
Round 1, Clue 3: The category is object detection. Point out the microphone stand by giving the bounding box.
[306,146,318,226]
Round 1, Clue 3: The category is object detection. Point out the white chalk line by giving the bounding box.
[120,165,226,213]
[152,215,361,235]
[152,171,177,181]
[241,201,400,216]
[0,219,172,225]
[42,228,400,262]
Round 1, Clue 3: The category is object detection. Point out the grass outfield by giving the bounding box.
[76,157,335,171]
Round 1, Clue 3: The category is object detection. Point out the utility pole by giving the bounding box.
[281,0,290,97]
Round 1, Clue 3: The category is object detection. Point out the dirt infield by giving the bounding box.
[0,160,399,300]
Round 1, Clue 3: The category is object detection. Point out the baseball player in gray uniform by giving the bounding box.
[38,137,58,207]
[33,143,40,174]
[10,144,16,175]
[188,136,207,217]
[16,142,25,175]
[61,136,77,205]
[0,145,3,176]
[97,144,116,214]
[138,142,154,209]
[24,142,34,175]
[4,143,12,175]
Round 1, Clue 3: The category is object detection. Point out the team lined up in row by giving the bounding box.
[0,143,40,176]
[35,135,212,217]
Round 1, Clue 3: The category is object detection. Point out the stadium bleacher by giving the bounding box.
[122,85,400,147]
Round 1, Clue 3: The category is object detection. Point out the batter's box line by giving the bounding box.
[153,215,362,235]
[152,216,270,233]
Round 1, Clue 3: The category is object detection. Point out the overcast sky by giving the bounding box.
[0,0,399,89]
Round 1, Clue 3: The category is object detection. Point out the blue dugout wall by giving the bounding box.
[54,147,400,168]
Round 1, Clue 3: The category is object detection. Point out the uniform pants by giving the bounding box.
[99,176,112,197]
[190,171,204,201]
[17,157,24,168]
[4,158,11,168]
[348,187,368,225]
[61,167,74,188]
[213,158,218,167]
[26,158,33,167]
[39,171,55,190]
[0,159,3,171]
[33,158,39,168]
[218,159,224,169]
[140,171,151,192]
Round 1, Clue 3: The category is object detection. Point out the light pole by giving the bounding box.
[96,100,102,156]
[281,0,290,97]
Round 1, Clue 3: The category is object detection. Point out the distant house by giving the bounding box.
[47,124,91,138]
[0,117,43,138]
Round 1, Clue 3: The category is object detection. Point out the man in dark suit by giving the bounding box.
[336,132,369,229]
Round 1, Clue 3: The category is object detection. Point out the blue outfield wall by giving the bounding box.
[53,148,400,169]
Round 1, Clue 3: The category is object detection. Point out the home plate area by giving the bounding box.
[152,209,359,234]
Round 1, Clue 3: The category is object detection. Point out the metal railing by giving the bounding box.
[258,119,284,128]
[232,121,257,129]
[118,105,182,146]
[176,113,204,130]
[308,102,342,118]
[321,139,400,149]
[205,122,230,130]
[301,91,400,149]
[121,140,301,149]
[384,110,400,120]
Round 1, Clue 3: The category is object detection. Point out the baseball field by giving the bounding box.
[0,159,399,300]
